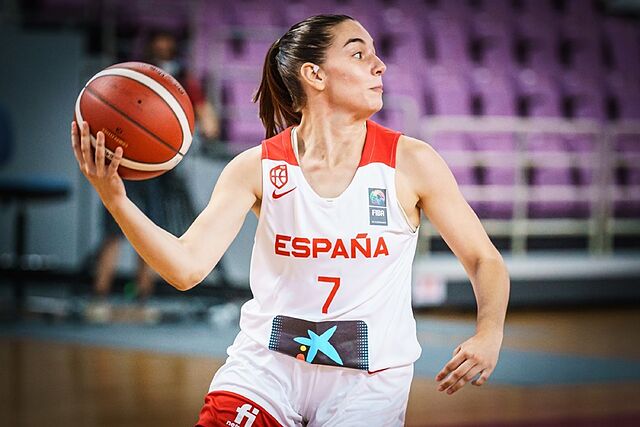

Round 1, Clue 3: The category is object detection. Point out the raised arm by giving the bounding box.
[71,121,261,291]
[396,135,510,395]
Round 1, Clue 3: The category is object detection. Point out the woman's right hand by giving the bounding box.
[71,120,126,206]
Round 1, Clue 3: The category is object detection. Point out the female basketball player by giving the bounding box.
[71,15,509,427]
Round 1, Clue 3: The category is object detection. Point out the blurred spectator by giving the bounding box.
[145,30,220,141]
[85,30,223,324]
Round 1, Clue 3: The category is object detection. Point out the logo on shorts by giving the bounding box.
[368,188,387,226]
[270,164,297,199]
[226,403,260,427]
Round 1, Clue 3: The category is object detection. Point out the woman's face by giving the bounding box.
[318,20,386,117]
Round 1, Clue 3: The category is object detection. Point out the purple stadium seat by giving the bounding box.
[606,73,640,120]
[469,134,517,219]
[116,0,191,32]
[426,0,471,20]
[516,0,560,35]
[424,66,470,115]
[515,0,561,72]
[372,108,405,133]
[471,13,514,72]
[383,66,425,116]
[516,31,560,75]
[423,11,472,71]
[603,18,640,79]
[562,0,600,31]
[559,0,603,76]
[615,134,640,153]
[471,68,515,116]
[377,7,424,66]
[225,80,264,151]
[515,70,561,117]
[228,0,282,27]
[527,134,566,152]
[524,134,590,218]
[517,0,559,23]
[568,138,595,217]
[472,0,514,22]
[379,4,419,37]
[561,73,605,120]
[279,0,378,32]
[565,134,596,153]
[562,36,603,77]
[614,134,640,218]
[221,37,273,67]
[428,133,477,210]
[613,138,640,218]
[380,32,425,68]
[472,133,515,152]
[280,1,336,28]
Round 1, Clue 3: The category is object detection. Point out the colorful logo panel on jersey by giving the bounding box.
[269,315,369,371]
[368,188,388,226]
[368,188,387,206]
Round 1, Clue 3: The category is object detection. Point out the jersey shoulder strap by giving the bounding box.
[261,127,298,165]
[359,120,402,168]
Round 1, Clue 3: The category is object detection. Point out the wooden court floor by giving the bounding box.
[1,307,639,426]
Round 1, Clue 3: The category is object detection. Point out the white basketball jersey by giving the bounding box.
[239,120,422,372]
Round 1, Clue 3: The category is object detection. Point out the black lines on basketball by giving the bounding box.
[84,85,183,158]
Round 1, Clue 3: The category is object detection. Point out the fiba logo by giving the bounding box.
[225,403,260,427]
[270,164,288,189]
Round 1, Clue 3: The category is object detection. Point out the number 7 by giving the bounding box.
[317,276,341,314]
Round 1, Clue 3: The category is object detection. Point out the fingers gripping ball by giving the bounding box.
[75,62,195,180]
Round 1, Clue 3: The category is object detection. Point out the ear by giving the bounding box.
[300,62,324,91]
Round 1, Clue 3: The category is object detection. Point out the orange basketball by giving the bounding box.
[74,61,195,180]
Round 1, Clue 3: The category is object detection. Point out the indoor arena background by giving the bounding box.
[1,0,639,425]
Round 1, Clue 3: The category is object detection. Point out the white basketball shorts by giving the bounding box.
[208,331,414,426]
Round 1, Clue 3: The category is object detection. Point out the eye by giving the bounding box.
[353,51,363,59]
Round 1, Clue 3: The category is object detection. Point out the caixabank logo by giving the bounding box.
[368,188,387,226]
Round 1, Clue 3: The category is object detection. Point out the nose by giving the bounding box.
[373,55,386,76]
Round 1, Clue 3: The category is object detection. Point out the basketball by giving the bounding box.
[74,61,195,180]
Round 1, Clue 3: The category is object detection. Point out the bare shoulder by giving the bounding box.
[218,144,263,200]
[397,134,440,166]
[396,134,454,197]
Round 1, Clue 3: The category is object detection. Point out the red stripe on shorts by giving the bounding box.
[195,389,282,427]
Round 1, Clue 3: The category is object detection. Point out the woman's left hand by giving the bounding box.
[435,329,503,395]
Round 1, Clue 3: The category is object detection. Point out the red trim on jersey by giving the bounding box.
[261,127,298,166]
[196,390,282,427]
[260,120,402,168]
[358,120,402,168]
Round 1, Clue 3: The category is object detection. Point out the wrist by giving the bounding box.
[102,192,128,213]
[476,322,505,337]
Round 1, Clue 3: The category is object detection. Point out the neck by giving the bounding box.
[296,109,368,168]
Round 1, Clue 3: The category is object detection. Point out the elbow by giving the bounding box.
[188,270,208,290]
[170,269,206,292]
[474,251,508,276]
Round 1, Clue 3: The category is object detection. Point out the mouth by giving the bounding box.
[370,85,383,93]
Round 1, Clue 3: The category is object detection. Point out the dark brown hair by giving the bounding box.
[253,14,354,138]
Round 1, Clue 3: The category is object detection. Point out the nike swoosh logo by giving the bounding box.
[272,187,297,199]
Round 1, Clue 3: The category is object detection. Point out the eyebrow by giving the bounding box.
[343,37,376,51]
[343,37,367,48]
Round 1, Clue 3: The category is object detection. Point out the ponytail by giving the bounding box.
[253,39,301,138]
[252,14,353,139]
